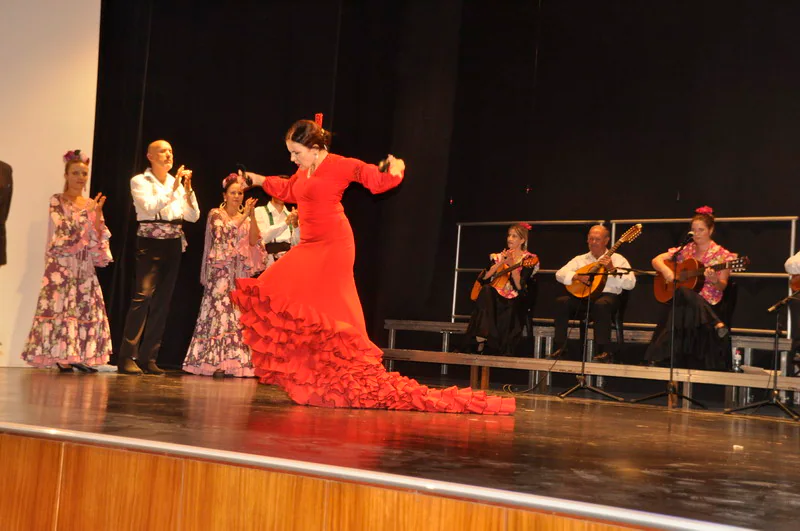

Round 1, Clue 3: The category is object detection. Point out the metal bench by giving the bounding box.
[383,319,799,408]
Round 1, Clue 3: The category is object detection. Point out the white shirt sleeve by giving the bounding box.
[785,251,800,274]
[130,175,175,217]
[182,189,200,222]
[555,256,581,286]
[261,222,289,243]
[612,254,636,291]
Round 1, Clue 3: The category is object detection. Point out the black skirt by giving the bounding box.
[644,287,730,370]
[465,285,527,355]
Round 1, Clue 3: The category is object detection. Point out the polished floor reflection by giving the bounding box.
[1,368,798,529]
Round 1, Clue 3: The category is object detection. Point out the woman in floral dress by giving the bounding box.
[21,150,112,372]
[183,174,264,377]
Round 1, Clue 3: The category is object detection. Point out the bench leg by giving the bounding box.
[470,366,480,388]
[480,367,490,390]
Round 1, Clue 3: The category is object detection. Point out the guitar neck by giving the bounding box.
[589,243,621,272]
[683,260,736,278]
[699,261,734,273]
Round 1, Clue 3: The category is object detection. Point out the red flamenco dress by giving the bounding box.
[231,154,514,415]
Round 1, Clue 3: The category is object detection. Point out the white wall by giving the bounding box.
[0,0,101,366]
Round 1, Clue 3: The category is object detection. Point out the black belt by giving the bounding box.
[138,219,183,225]
[266,241,291,254]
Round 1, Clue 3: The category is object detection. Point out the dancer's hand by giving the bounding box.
[93,193,106,217]
[386,155,405,177]
[243,197,258,218]
[239,169,265,188]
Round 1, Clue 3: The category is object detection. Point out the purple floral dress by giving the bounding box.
[21,194,113,367]
[669,241,736,305]
[183,208,265,377]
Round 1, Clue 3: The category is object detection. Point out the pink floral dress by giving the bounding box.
[668,241,736,305]
[21,194,113,367]
[183,209,265,376]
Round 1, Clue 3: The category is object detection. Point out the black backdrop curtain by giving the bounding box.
[91,0,460,367]
[92,0,800,369]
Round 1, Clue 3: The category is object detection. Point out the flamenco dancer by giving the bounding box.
[233,115,514,414]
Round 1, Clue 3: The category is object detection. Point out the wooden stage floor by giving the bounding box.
[1,367,798,530]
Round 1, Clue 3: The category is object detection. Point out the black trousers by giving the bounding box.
[119,237,182,363]
[554,293,619,353]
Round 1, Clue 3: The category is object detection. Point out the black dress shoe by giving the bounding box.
[57,363,74,373]
[118,358,144,375]
[71,363,98,373]
[592,352,614,363]
[546,348,566,359]
[140,360,166,375]
[213,369,225,379]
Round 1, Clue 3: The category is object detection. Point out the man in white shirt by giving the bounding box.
[118,140,200,374]
[253,194,300,270]
[551,225,636,363]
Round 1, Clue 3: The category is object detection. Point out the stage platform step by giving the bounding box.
[383,347,800,393]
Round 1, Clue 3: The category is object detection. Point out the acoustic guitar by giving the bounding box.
[791,274,800,292]
[565,224,643,299]
[653,256,750,303]
[470,255,540,301]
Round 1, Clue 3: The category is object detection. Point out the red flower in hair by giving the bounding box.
[695,205,714,216]
[221,173,245,189]
[520,222,532,230]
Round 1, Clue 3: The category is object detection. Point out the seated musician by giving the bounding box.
[645,206,735,370]
[466,223,539,355]
[550,225,636,363]
[783,251,800,361]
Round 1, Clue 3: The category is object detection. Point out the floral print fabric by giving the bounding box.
[669,241,736,305]
[137,221,187,251]
[183,209,265,377]
[21,194,113,367]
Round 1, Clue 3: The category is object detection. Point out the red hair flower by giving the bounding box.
[221,173,246,189]
[63,149,90,165]
[519,222,532,230]
[695,205,714,216]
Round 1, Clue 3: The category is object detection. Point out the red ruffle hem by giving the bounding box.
[230,278,515,415]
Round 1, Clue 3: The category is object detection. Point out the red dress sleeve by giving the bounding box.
[347,157,404,194]
[262,173,299,203]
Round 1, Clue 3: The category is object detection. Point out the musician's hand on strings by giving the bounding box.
[705,268,720,285]
[597,256,612,268]
[662,270,675,284]
[574,274,591,286]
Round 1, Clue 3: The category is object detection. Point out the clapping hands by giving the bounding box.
[243,197,258,218]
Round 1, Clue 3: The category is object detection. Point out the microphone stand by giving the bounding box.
[632,236,706,409]
[724,292,800,420]
[559,270,624,402]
